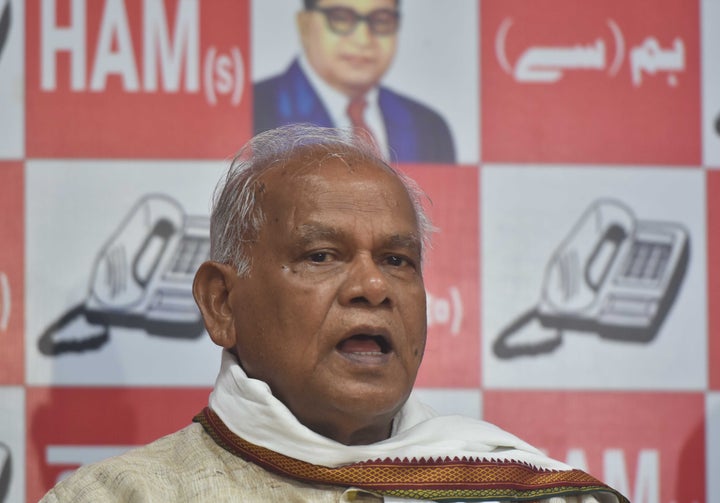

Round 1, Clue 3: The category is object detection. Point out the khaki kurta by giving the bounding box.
[40,423,382,502]
[40,422,611,503]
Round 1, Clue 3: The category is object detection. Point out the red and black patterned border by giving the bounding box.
[194,407,630,502]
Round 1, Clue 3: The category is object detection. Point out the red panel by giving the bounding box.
[26,386,212,501]
[0,162,24,384]
[26,0,251,158]
[484,390,705,503]
[404,165,480,387]
[708,171,720,390]
[481,0,700,164]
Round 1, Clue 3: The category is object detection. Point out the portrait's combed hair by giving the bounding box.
[210,124,433,275]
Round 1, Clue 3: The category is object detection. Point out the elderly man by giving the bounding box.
[41,125,625,502]
[254,0,456,164]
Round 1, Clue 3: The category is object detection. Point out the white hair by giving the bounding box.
[210,124,434,275]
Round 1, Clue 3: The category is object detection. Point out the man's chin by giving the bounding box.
[313,390,409,445]
[332,74,382,96]
[330,384,411,421]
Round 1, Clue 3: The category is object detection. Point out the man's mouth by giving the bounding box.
[336,334,392,357]
[341,54,374,66]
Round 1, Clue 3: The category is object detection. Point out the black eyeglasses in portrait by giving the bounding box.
[309,6,400,36]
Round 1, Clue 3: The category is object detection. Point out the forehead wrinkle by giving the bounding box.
[293,223,345,246]
[293,222,420,255]
[384,233,421,254]
[300,184,400,215]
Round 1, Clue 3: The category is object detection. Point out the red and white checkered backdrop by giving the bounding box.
[0,0,718,501]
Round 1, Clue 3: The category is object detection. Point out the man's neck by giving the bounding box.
[301,415,394,446]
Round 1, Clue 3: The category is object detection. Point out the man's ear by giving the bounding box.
[296,10,311,47]
[192,261,239,349]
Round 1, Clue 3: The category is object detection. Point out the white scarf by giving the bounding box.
[208,350,572,471]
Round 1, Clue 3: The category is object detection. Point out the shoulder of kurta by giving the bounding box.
[38,422,363,502]
[39,423,231,501]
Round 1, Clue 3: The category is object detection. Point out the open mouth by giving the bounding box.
[336,334,392,356]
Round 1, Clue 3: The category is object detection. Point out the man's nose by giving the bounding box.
[349,19,373,44]
[338,254,391,307]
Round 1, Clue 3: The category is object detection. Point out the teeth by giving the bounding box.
[336,333,391,356]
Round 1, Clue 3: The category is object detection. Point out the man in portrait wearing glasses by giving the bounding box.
[253,0,456,164]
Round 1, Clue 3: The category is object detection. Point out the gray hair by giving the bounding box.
[210,124,434,275]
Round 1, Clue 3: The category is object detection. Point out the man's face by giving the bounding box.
[228,154,426,445]
[297,0,398,97]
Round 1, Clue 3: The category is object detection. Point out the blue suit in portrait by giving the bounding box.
[254,59,456,164]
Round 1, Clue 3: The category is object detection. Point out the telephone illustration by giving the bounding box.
[0,442,9,503]
[38,194,210,356]
[0,0,10,60]
[494,199,689,358]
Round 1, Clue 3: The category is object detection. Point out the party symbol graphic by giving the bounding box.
[494,199,689,358]
[38,194,210,355]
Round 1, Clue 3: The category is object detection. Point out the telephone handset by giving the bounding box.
[38,194,210,355]
[0,0,10,59]
[0,442,9,502]
[494,199,689,358]
[87,196,185,309]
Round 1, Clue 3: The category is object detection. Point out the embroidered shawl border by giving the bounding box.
[194,408,628,502]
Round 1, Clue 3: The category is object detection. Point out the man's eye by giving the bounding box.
[328,9,355,24]
[385,255,410,267]
[308,252,331,263]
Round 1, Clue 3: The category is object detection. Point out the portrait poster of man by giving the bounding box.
[252,0,478,165]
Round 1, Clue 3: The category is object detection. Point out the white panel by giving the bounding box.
[0,0,24,159]
[708,393,720,503]
[0,387,25,503]
[26,160,227,385]
[482,165,707,390]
